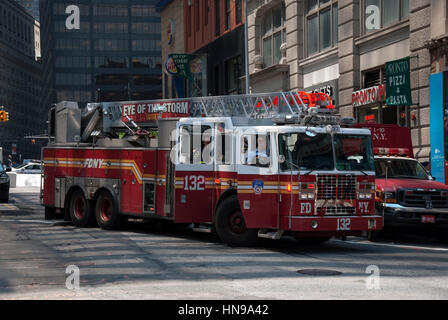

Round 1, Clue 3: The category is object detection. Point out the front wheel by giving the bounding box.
[95,190,122,230]
[214,195,258,247]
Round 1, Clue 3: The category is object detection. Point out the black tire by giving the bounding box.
[44,207,56,220]
[0,197,8,203]
[295,237,331,245]
[367,230,382,242]
[95,190,122,230]
[69,189,95,227]
[438,229,448,244]
[214,195,258,247]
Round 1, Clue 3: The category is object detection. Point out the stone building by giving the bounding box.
[247,0,433,161]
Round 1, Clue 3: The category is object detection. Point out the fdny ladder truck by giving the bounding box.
[42,91,382,246]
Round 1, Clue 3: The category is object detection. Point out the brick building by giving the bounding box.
[158,0,246,98]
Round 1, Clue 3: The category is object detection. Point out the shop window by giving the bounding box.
[262,3,286,67]
[306,0,338,56]
[363,0,409,34]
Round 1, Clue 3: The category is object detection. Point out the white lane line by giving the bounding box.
[332,239,448,252]
[0,219,55,224]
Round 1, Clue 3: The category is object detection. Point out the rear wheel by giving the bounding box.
[95,190,122,230]
[215,195,258,247]
[438,229,448,244]
[69,189,95,227]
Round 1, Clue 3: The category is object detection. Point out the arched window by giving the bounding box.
[261,3,286,68]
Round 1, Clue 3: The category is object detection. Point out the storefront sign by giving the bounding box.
[429,72,446,183]
[385,57,412,106]
[305,80,338,107]
[168,53,192,80]
[352,84,386,107]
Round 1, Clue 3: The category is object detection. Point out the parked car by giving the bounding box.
[11,162,42,174]
[0,164,11,203]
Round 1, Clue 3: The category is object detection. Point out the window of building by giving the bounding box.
[187,2,192,37]
[225,0,231,30]
[94,57,127,68]
[363,0,409,34]
[306,0,338,56]
[262,3,286,68]
[195,0,200,31]
[215,0,220,35]
[235,0,242,25]
[225,56,242,94]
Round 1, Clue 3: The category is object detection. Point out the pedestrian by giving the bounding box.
[6,155,12,168]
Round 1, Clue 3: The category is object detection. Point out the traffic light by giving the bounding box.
[5,112,8,121]
[31,139,36,144]
[0,111,5,122]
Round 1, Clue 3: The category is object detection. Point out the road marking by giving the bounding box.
[0,203,19,211]
[332,239,448,252]
[0,219,55,224]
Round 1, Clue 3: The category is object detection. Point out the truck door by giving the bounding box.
[174,122,215,223]
[236,130,279,229]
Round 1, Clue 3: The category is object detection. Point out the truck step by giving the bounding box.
[258,229,284,240]
[190,224,212,233]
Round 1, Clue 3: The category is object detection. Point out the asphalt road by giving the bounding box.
[0,187,447,300]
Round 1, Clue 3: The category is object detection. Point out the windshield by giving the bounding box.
[333,134,375,171]
[278,132,375,172]
[375,158,430,179]
[278,133,334,171]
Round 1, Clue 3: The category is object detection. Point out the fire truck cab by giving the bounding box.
[42,92,382,246]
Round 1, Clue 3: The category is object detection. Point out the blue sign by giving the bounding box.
[429,73,445,183]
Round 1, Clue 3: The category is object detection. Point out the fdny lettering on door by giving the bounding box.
[83,159,104,169]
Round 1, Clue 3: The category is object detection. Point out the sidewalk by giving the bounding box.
[9,186,40,194]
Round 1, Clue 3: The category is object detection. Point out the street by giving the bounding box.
[0,187,447,300]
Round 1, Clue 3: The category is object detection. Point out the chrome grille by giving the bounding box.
[317,206,355,215]
[398,189,448,208]
[317,175,356,200]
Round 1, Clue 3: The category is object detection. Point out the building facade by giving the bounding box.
[15,0,40,21]
[159,0,246,98]
[247,0,433,162]
[0,0,43,161]
[39,0,162,111]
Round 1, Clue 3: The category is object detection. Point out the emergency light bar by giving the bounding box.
[374,147,411,157]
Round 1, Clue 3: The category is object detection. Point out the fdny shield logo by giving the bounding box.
[252,180,264,195]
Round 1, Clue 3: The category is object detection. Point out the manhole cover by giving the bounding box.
[297,269,342,276]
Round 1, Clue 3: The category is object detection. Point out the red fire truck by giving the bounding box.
[354,124,448,242]
[42,92,381,246]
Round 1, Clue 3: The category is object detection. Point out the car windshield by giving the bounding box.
[375,158,430,179]
[333,134,375,172]
[278,133,334,171]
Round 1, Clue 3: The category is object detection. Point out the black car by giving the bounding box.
[0,164,11,203]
